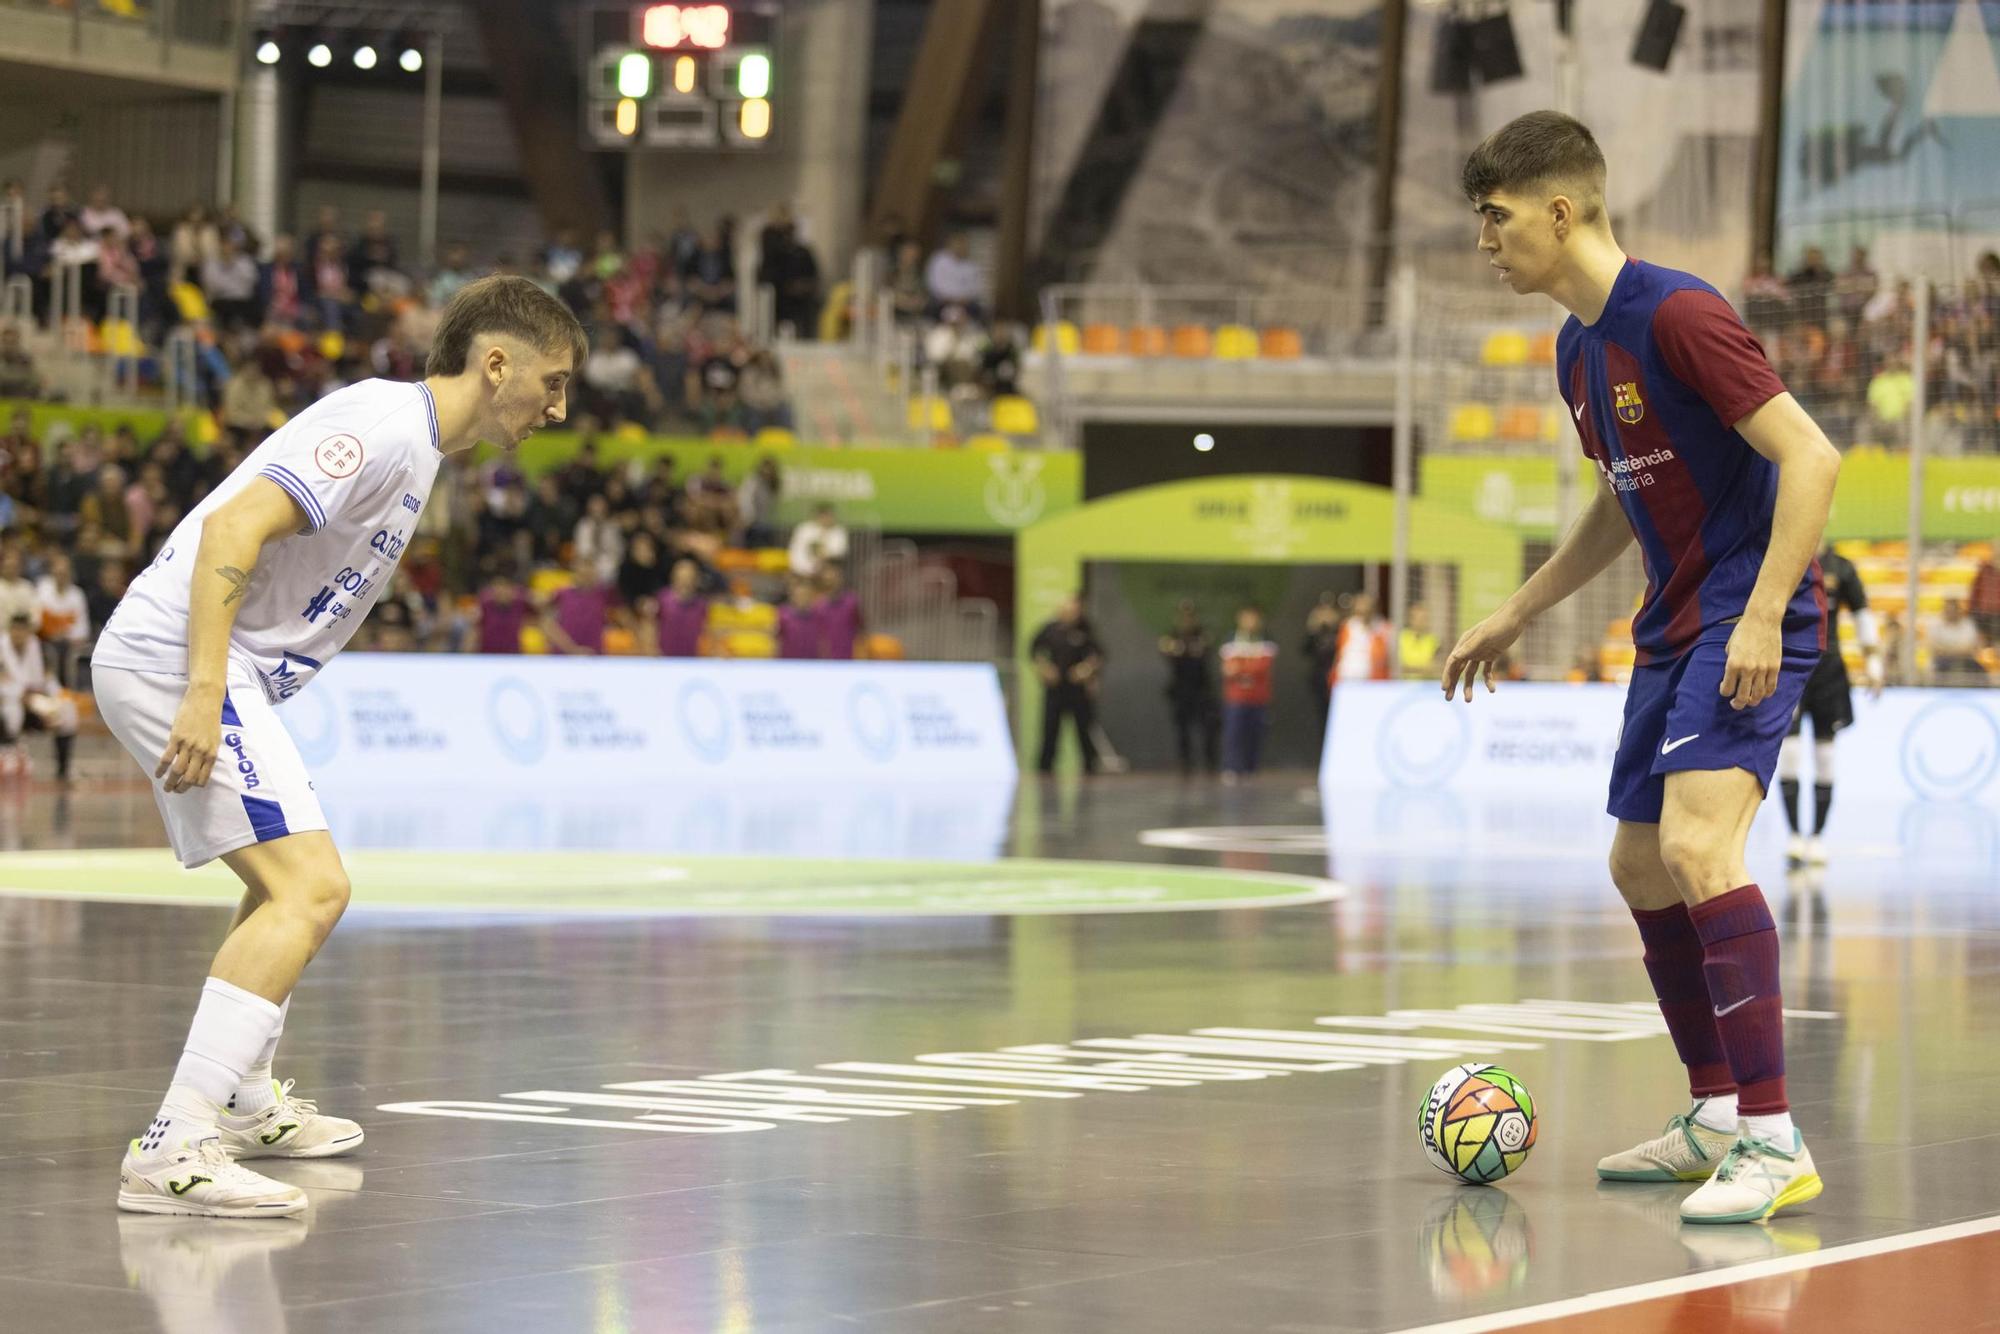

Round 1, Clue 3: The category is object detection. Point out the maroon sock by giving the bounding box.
[1631,903,1735,1098]
[1690,884,1787,1115]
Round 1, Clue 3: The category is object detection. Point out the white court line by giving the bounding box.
[1391,1212,2000,1334]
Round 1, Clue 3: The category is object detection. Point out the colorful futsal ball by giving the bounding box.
[1418,1063,1537,1185]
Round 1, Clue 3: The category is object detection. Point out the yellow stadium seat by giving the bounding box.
[529,568,573,597]
[1259,327,1303,359]
[169,282,209,323]
[965,433,1009,453]
[1542,405,1565,441]
[1480,330,1532,366]
[1127,325,1169,357]
[992,395,1039,437]
[722,630,777,658]
[189,413,220,447]
[753,549,790,574]
[1498,404,1542,442]
[1081,323,1123,355]
[864,633,905,660]
[1448,404,1496,443]
[520,625,549,654]
[1214,324,1259,360]
[1031,321,1080,355]
[906,396,953,433]
[1529,331,1558,365]
[1169,325,1213,358]
[754,426,797,447]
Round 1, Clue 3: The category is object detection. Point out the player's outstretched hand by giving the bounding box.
[1441,608,1523,703]
[157,687,222,793]
[1720,615,1780,711]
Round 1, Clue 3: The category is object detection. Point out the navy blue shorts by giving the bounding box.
[1607,621,1821,824]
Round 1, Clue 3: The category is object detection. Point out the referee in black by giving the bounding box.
[1032,594,1103,775]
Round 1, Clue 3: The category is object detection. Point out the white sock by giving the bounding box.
[228,996,289,1115]
[135,978,282,1158]
[1692,1093,1738,1134]
[1743,1110,1797,1145]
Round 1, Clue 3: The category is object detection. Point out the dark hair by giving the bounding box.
[1460,110,1607,225]
[426,274,588,377]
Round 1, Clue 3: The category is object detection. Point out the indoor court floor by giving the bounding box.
[2,754,1999,1332]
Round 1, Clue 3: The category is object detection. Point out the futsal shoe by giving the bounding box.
[1595,1102,1736,1182]
[118,1135,308,1218]
[1679,1130,1823,1225]
[217,1080,364,1159]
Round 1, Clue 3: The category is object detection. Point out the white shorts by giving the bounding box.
[94,665,330,868]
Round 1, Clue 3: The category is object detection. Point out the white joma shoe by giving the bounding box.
[1596,1102,1737,1183]
[218,1080,364,1159]
[1680,1130,1823,1225]
[117,1136,307,1219]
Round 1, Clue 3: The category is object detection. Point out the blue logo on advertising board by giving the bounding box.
[487,678,547,764]
[678,679,732,763]
[1373,687,1472,789]
[1900,698,2000,801]
[847,684,899,761]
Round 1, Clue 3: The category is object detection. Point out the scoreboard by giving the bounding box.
[581,2,780,150]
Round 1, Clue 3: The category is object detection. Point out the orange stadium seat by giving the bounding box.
[1169,325,1212,358]
[1498,404,1542,442]
[602,626,640,655]
[864,633,906,660]
[1529,331,1558,365]
[1081,323,1124,354]
[1127,325,1169,357]
[1259,327,1303,359]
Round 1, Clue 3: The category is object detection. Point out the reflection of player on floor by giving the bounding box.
[1442,113,1839,1225]
[1780,545,1882,867]
[92,277,586,1217]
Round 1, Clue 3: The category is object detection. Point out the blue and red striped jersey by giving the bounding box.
[1556,259,1826,666]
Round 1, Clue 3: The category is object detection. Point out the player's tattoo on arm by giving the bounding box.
[215,565,252,607]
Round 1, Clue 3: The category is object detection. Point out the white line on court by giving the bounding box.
[1390,1211,2000,1333]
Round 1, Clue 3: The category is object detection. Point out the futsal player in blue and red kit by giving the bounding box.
[1442,112,1840,1225]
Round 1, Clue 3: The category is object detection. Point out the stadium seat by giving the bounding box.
[520,625,549,654]
[1259,327,1303,359]
[992,395,1039,437]
[1529,331,1558,365]
[865,633,905,660]
[1214,324,1260,360]
[1169,325,1212,358]
[753,549,789,574]
[1480,330,1532,366]
[1498,404,1541,442]
[965,433,1010,453]
[1127,325,1169,357]
[529,569,573,597]
[603,626,640,655]
[1542,405,1565,442]
[716,549,758,573]
[1031,321,1080,355]
[1081,323,1124,355]
[721,630,777,658]
[1448,404,1496,443]
[906,396,952,433]
[168,282,209,324]
[754,426,797,447]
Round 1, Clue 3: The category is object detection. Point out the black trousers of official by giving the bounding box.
[1039,686,1099,774]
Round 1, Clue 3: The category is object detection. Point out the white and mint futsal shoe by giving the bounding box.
[1680,1130,1823,1224]
[217,1080,364,1159]
[1596,1102,1737,1183]
[118,1135,308,1218]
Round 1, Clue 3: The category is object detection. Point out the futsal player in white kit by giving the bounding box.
[93,276,585,1216]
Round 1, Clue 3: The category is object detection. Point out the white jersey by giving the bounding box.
[94,379,443,704]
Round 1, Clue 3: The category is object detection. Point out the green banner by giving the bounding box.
[0,401,1078,536]
[1421,452,2000,542]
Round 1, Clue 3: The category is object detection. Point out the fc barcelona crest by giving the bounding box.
[1614,381,1645,425]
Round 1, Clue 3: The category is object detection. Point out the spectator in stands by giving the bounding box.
[471,566,531,654]
[349,210,400,292]
[817,561,862,660]
[220,343,279,445]
[739,351,793,434]
[168,205,217,288]
[571,492,623,584]
[1567,646,1606,683]
[617,529,671,608]
[649,311,693,423]
[1302,593,1340,738]
[788,501,848,578]
[1160,598,1218,775]
[128,217,168,336]
[684,454,736,530]
[981,324,1023,400]
[429,242,475,308]
[579,323,657,427]
[35,549,89,685]
[1398,604,1440,680]
[654,557,709,657]
[736,455,781,548]
[759,206,822,339]
[924,232,985,321]
[1333,591,1390,685]
[523,473,577,566]
[543,228,583,286]
[0,547,34,626]
[260,234,304,328]
[79,464,132,556]
[777,575,823,659]
[49,217,101,319]
[0,612,76,782]
[37,184,76,249]
[544,554,613,655]
[888,239,928,326]
[1032,594,1102,775]
[95,224,138,302]
[216,203,258,257]
[1,179,25,274]
[79,184,128,243]
[683,224,736,313]
[1969,554,2000,647]
[310,233,352,331]
[1219,605,1277,784]
[0,326,43,400]
[1836,245,1878,323]
[1929,599,1985,682]
[1865,349,1915,446]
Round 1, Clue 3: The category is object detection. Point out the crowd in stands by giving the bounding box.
[870,222,1027,438]
[1,180,820,439]
[1743,245,2000,454]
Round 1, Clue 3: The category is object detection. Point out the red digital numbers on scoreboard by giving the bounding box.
[641,3,731,50]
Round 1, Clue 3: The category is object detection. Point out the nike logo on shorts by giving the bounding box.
[1661,734,1700,755]
[1713,996,1755,1018]
[1573,401,1586,421]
